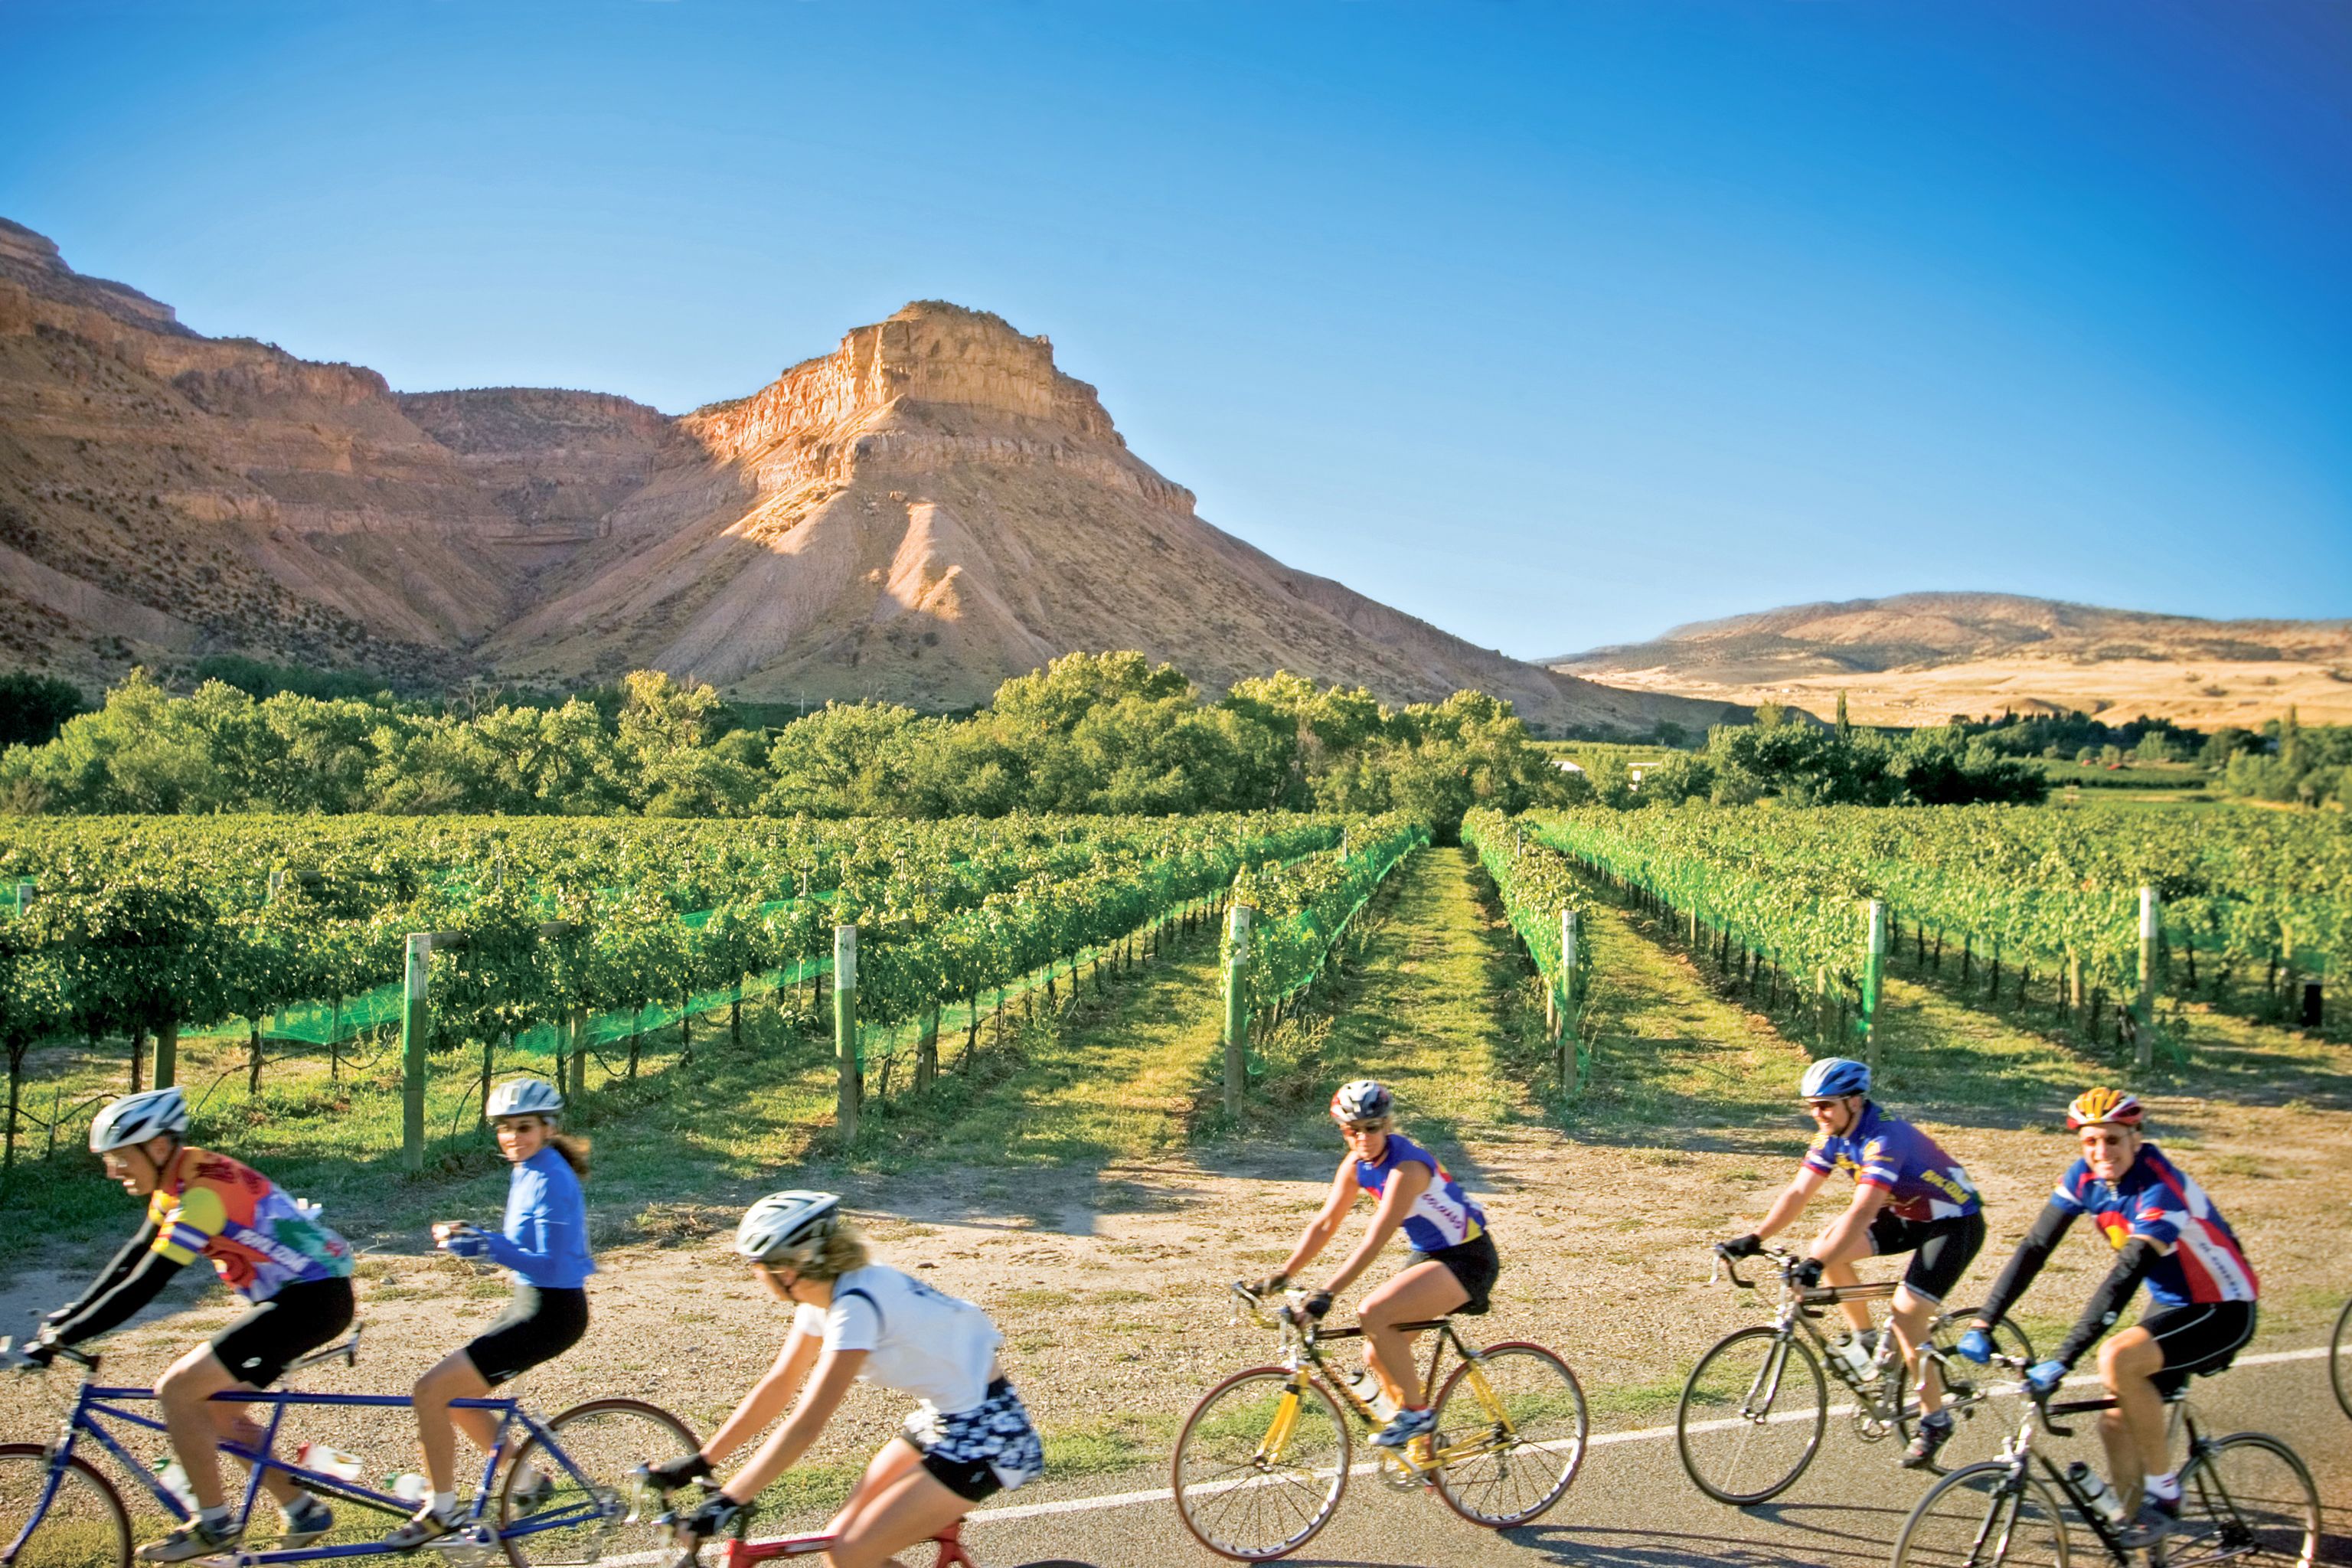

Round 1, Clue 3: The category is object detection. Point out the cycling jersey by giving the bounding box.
[794,1265,1004,1415]
[2050,1142,2257,1308]
[149,1147,354,1302]
[1802,1102,1981,1223]
[1356,1132,1487,1253]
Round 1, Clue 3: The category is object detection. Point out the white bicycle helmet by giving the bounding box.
[485,1077,564,1120]
[734,1191,842,1266]
[1798,1057,1871,1101]
[1330,1080,1393,1124]
[90,1086,189,1154]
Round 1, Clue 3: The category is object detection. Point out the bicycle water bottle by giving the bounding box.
[1344,1367,1397,1420]
[295,1443,366,1483]
[393,1473,431,1506]
[154,1458,198,1513]
[2067,1462,2127,1527]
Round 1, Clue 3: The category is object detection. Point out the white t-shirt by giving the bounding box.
[792,1265,1004,1414]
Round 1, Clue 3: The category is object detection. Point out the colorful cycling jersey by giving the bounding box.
[1356,1133,1487,1253]
[2050,1142,2258,1308]
[148,1147,354,1302]
[1802,1102,1981,1223]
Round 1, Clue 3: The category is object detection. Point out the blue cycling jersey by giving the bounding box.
[1357,1133,1487,1253]
[479,1146,596,1289]
[1802,1102,1981,1223]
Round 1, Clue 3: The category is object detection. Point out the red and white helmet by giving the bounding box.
[2066,1087,2144,1129]
[1330,1080,1393,1124]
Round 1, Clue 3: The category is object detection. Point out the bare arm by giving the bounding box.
[1276,1157,1362,1282]
[698,1326,822,1465]
[1809,1181,1890,1262]
[718,1348,868,1502]
[1753,1165,1831,1241]
[1319,1162,1429,1299]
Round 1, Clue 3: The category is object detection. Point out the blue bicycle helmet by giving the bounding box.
[1798,1057,1871,1100]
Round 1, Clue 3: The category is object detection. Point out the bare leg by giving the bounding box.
[2097,1328,2167,1508]
[413,1350,498,1495]
[822,1442,969,1568]
[1357,1262,1468,1409]
[1812,1223,1876,1338]
[155,1347,300,1513]
[1889,1285,1942,1415]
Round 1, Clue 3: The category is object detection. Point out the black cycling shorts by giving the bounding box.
[209,1278,354,1389]
[463,1285,589,1387]
[1407,1231,1499,1316]
[1866,1210,1984,1307]
[2142,1301,2256,1396]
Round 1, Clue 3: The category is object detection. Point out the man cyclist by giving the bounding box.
[1956,1089,2258,1548]
[23,1087,358,1561]
[1244,1080,1500,1453]
[1717,1057,1986,1468]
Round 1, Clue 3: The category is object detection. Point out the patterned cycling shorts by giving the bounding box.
[900,1378,1044,1503]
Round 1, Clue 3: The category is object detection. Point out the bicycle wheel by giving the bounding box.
[2171,1432,2319,1567]
[1676,1326,1825,1505]
[1891,1460,2069,1568]
[1429,1341,1587,1528]
[0,1444,132,1568]
[2331,1297,2351,1422]
[498,1398,699,1568]
[1171,1366,1349,1561]
[1902,1310,2034,1474]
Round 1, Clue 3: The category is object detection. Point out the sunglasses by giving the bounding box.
[1340,1120,1389,1134]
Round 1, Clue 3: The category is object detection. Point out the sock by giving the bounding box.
[1922,1408,1952,1428]
[283,1496,325,1522]
[2145,1471,2179,1502]
[430,1491,458,1518]
[198,1505,232,1531]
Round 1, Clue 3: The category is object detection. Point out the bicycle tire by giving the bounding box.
[1891,1459,2069,1568]
[1170,1365,1349,1562]
[2331,1297,2351,1423]
[498,1397,699,1568]
[1899,1308,2034,1475]
[1675,1325,1825,1506]
[0,1442,133,1568]
[2171,1431,2319,1568]
[1428,1341,1586,1528]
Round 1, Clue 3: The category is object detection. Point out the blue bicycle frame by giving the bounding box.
[8,1338,622,1566]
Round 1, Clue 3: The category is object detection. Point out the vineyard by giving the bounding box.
[1527,802,2352,1058]
[0,811,1413,1191]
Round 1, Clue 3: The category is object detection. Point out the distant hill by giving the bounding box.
[1549,593,2352,728]
[0,217,1736,736]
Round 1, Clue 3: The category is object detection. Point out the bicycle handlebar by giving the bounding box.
[1707,1243,1801,1291]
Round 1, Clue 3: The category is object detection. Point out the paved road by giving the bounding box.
[966,1348,2349,1568]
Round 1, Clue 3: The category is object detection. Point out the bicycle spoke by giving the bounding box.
[2171,1434,2319,1567]
[1677,1327,1826,1505]
[0,1448,132,1568]
[498,1400,697,1568]
[1430,1344,1587,1528]
[1893,1462,2066,1568]
[1173,1370,1348,1560]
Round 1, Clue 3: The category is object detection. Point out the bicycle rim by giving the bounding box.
[1892,1461,2069,1568]
[1171,1367,1349,1561]
[1907,1310,2034,1475]
[1676,1327,1824,1505]
[498,1398,699,1568]
[0,1445,132,1568]
[2171,1433,2319,1568]
[2331,1298,2352,1423]
[1428,1342,1586,1528]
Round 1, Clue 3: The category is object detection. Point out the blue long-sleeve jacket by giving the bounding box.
[479,1147,596,1288]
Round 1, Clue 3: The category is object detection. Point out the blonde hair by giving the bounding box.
[791,1223,870,1282]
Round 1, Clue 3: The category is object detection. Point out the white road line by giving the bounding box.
[966,1344,2331,1527]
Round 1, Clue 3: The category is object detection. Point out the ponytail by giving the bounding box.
[550,1133,591,1179]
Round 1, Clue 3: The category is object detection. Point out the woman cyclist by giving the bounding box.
[1244,1079,1498,1451]
[24,1087,356,1563]
[642,1191,1043,1568]
[386,1078,595,1548]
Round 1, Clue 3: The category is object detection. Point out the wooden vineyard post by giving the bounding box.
[401,933,431,1174]
[834,924,859,1145]
[2136,887,2158,1072]
[565,1008,586,1102]
[12,879,31,915]
[1862,901,1886,1077]
[1223,903,1253,1119]
[917,1004,941,1091]
[1560,907,1583,1096]
[149,1022,178,1093]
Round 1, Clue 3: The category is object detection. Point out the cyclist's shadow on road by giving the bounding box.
[1500,1500,1914,1566]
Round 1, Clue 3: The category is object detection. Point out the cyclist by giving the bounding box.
[385,1078,595,1548]
[1244,1080,1498,1453]
[1956,1088,2258,1548]
[22,1086,356,1562]
[1717,1057,1985,1468]
[641,1191,1043,1568]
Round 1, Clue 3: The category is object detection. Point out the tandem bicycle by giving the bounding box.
[0,1328,696,1568]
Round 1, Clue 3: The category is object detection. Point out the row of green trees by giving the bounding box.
[0,655,1574,838]
[1579,707,2049,808]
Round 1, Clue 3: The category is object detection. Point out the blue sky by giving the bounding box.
[4,1,2347,657]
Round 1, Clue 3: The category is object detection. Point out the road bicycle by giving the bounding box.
[1889,1351,2319,1567]
[647,1475,1093,1568]
[2330,1295,2350,1422]
[1167,1280,1587,1560]
[1677,1244,2035,1505]
[0,1328,696,1568]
